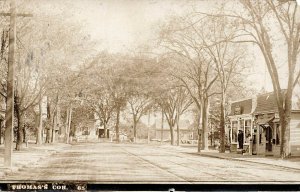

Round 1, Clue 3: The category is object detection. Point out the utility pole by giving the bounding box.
[4,0,16,168]
[3,0,32,168]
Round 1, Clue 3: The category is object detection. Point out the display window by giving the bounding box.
[227,124,231,143]
[244,119,251,143]
[232,121,238,143]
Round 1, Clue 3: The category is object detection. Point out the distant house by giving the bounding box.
[227,91,300,157]
[71,112,98,142]
[94,113,109,138]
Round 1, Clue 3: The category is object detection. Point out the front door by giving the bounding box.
[265,126,272,152]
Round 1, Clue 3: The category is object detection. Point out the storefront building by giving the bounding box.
[253,92,300,157]
[228,91,300,156]
[253,92,280,156]
[227,98,255,154]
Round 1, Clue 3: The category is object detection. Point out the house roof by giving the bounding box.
[228,90,299,117]
[229,98,252,116]
[254,91,281,114]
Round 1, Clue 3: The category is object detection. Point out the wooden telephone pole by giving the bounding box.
[4,0,32,168]
[4,0,16,169]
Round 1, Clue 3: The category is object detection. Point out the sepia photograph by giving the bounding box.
[0,0,300,191]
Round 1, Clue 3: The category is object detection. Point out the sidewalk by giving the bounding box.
[0,142,70,177]
[197,151,300,170]
[159,145,300,170]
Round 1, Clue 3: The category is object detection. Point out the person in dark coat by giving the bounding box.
[238,130,244,149]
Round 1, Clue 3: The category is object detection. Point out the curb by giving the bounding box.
[196,153,300,172]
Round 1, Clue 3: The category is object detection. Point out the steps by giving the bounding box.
[237,149,243,154]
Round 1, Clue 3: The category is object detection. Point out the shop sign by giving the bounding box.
[234,106,242,115]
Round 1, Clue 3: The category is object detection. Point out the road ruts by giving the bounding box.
[2,143,300,183]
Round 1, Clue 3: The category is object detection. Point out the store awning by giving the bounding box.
[256,116,275,125]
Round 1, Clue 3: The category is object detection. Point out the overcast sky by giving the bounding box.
[27,0,297,94]
[50,0,216,53]
[57,0,271,91]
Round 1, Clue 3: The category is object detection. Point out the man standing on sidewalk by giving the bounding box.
[238,130,244,149]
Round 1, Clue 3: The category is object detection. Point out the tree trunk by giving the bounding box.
[68,107,72,143]
[164,111,175,146]
[170,124,175,145]
[51,112,57,143]
[281,113,291,158]
[45,116,52,143]
[52,93,59,143]
[51,126,55,143]
[279,89,292,158]
[36,98,43,145]
[102,121,107,138]
[45,98,52,143]
[201,97,209,151]
[34,113,39,143]
[115,106,120,143]
[65,107,72,144]
[65,109,69,143]
[45,122,51,143]
[15,96,23,151]
[219,92,226,153]
[22,126,26,143]
[147,109,150,144]
[56,105,62,137]
[197,105,202,153]
[176,114,180,146]
[45,129,51,143]
[161,109,164,144]
[133,115,137,142]
[16,114,23,151]
[133,122,137,142]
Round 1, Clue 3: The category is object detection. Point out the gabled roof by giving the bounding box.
[229,98,253,116]
[229,90,300,116]
[254,91,282,114]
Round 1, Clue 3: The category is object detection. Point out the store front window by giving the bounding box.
[232,121,238,143]
[227,124,231,143]
[244,119,251,143]
[239,120,244,130]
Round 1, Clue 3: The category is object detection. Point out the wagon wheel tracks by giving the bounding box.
[121,147,193,183]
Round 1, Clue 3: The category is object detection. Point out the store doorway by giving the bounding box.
[265,126,273,152]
